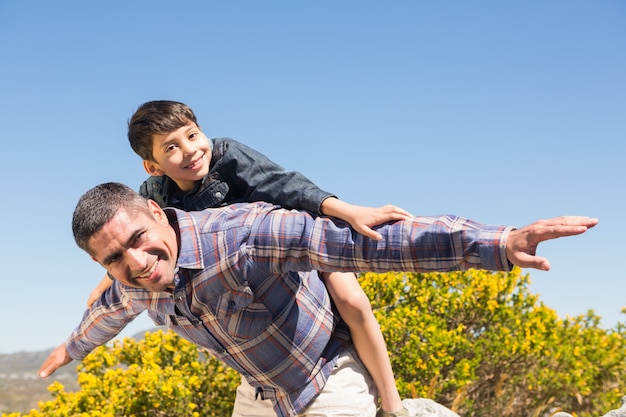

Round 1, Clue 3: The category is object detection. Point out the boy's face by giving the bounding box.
[145,122,212,192]
[88,200,179,293]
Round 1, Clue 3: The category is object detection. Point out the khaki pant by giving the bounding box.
[231,347,377,417]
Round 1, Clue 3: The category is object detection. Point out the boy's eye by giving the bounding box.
[189,133,197,141]
[165,144,178,153]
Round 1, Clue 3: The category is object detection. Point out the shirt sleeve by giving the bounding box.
[65,281,147,360]
[246,208,514,275]
[216,138,336,214]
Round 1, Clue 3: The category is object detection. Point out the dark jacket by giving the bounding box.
[139,137,335,214]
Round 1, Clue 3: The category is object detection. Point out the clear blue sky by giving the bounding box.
[0,1,623,354]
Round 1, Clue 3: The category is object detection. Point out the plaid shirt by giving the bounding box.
[66,202,513,417]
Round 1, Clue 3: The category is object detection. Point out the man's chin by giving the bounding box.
[148,276,176,292]
[127,276,173,292]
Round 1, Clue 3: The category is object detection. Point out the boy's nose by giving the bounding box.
[180,140,195,155]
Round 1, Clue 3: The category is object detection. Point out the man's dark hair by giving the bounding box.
[72,182,149,254]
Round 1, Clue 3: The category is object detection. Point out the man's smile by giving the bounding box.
[137,259,159,280]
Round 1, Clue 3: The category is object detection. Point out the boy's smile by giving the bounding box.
[146,122,212,192]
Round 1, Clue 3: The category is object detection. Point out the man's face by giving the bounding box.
[88,200,179,292]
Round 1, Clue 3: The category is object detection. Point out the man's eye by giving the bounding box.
[132,231,146,246]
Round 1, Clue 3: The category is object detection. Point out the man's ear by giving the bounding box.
[147,199,168,224]
[144,160,165,176]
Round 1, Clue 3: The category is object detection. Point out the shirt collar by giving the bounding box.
[165,207,205,271]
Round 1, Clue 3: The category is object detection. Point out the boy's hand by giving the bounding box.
[86,273,115,308]
[87,288,102,308]
[320,198,412,240]
[345,204,413,240]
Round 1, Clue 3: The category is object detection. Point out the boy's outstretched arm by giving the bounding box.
[39,344,72,378]
[320,197,412,241]
[506,216,598,270]
[87,272,114,308]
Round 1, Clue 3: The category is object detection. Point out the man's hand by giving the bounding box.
[506,216,598,270]
[39,343,73,378]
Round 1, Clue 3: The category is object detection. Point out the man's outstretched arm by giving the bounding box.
[252,210,598,274]
[39,283,148,378]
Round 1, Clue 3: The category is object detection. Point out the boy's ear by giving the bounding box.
[143,160,165,176]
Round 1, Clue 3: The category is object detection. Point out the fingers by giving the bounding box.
[555,215,599,228]
[39,359,57,378]
[507,216,596,271]
[39,344,71,378]
[381,204,413,218]
[356,225,383,241]
[527,216,598,242]
[368,205,412,226]
[511,252,551,271]
[534,216,598,229]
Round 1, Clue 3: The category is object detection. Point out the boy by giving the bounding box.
[86,100,411,416]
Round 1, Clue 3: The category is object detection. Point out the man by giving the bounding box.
[40,182,597,417]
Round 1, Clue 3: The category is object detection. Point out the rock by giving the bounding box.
[402,398,460,417]
[400,395,626,417]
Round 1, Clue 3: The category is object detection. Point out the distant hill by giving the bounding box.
[0,348,79,414]
[0,328,162,415]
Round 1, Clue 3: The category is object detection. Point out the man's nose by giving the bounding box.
[126,248,148,273]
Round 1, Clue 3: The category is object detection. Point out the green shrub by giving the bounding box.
[5,269,626,417]
[2,330,239,417]
[361,268,626,417]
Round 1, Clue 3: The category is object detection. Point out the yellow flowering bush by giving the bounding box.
[361,268,626,417]
[2,330,239,417]
[4,269,626,417]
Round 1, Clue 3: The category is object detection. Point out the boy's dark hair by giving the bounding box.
[128,100,199,161]
[72,182,151,254]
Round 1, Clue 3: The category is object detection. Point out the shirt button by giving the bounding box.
[215,191,222,198]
